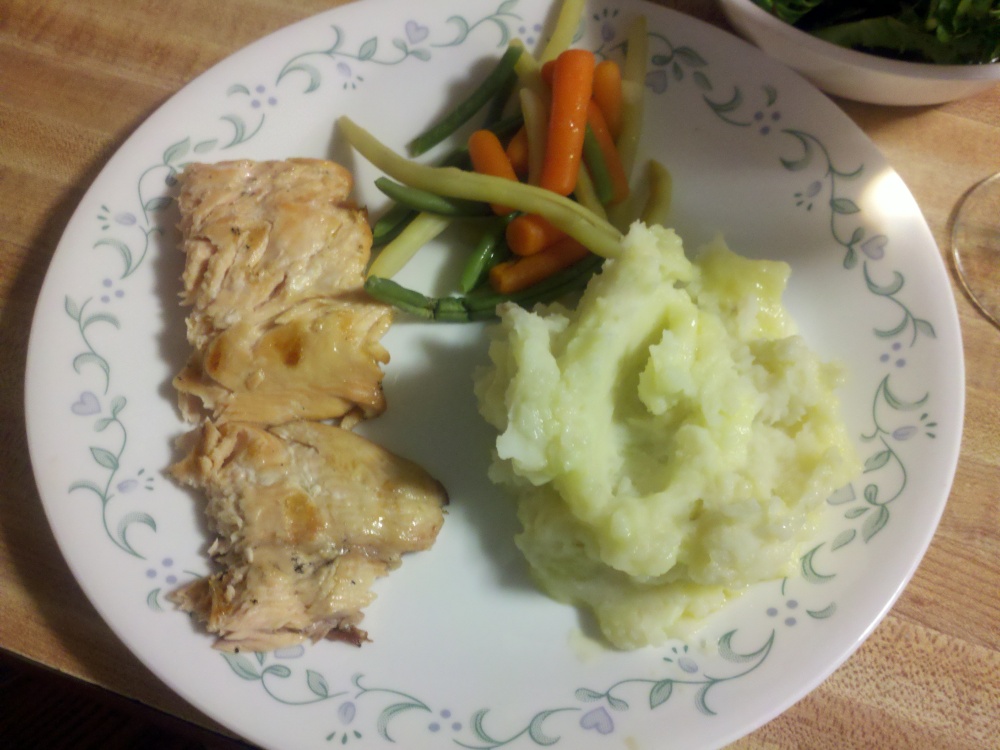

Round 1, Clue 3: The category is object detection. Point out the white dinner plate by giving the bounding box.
[24,1,964,748]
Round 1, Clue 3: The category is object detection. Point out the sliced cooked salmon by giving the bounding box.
[174,158,391,427]
[169,158,448,652]
[169,420,448,652]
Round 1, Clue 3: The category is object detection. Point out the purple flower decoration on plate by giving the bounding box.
[251,84,278,108]
[767,599,799,627]
[861,234,888,260]
[146,557,178,585]
[795,180,823,210]
[880,341,907,368]
[71,391,101,416]
[405,20,429,44]
[580,706,614,735]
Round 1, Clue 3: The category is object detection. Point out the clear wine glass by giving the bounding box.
[952,172,1000,330]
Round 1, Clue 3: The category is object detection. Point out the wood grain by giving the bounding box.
[2,1,998,747]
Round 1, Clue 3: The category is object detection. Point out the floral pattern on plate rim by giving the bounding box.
[59,1,942,746]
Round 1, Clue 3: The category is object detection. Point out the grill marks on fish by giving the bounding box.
[167,159,447,652]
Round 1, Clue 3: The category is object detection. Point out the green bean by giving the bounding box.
[483,67,519,127]
[465,253,604,312]
[367,211,452,279]
[518,87,548,186]
[364,276,435,319]
[582,125,614,205]
[608,159,673,232]
[433,297,472,323]
[573,165,608,219]
[339,116,623,259]
[374,177,490,217]
[364,276,457,320]
[372,202,416,246]
[407,44,524,157]
[510,259,600,310]
[460,217,513,293]
[371,111,523,247]
[539,0,587,63]
[365,253,604,322]
[617,17,648,180]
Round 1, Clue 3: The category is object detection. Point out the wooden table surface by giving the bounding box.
[2,1,998,747]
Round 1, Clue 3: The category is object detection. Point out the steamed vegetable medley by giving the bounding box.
[341,0,861,648]
[752,0,1000,64]
[341,0,666,320]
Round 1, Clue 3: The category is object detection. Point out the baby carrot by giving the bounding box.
[540,59,556,88]
[467,129,519,215]
[505,126,530,178]
[489,235,590,294]
[540,48,596,196]
[585,101,629,205]
[592,59,624,140]
[506,213,565,256]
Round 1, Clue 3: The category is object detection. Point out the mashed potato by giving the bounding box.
[474,222,860,649]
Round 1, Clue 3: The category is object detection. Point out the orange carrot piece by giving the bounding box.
[592,59,623,140]
[467,129,519,215]
[585,101,629,205]
[540,49,596,196]
[505,126,530,178]
[540,59,556,88]
[489,236,590,294]
[506,213,565,256]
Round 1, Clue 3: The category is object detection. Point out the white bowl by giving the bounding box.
[717,0,1000,105]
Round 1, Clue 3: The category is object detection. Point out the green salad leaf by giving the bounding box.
[751,0,1000,64]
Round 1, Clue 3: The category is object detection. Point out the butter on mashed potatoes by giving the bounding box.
[474,222,860,649]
